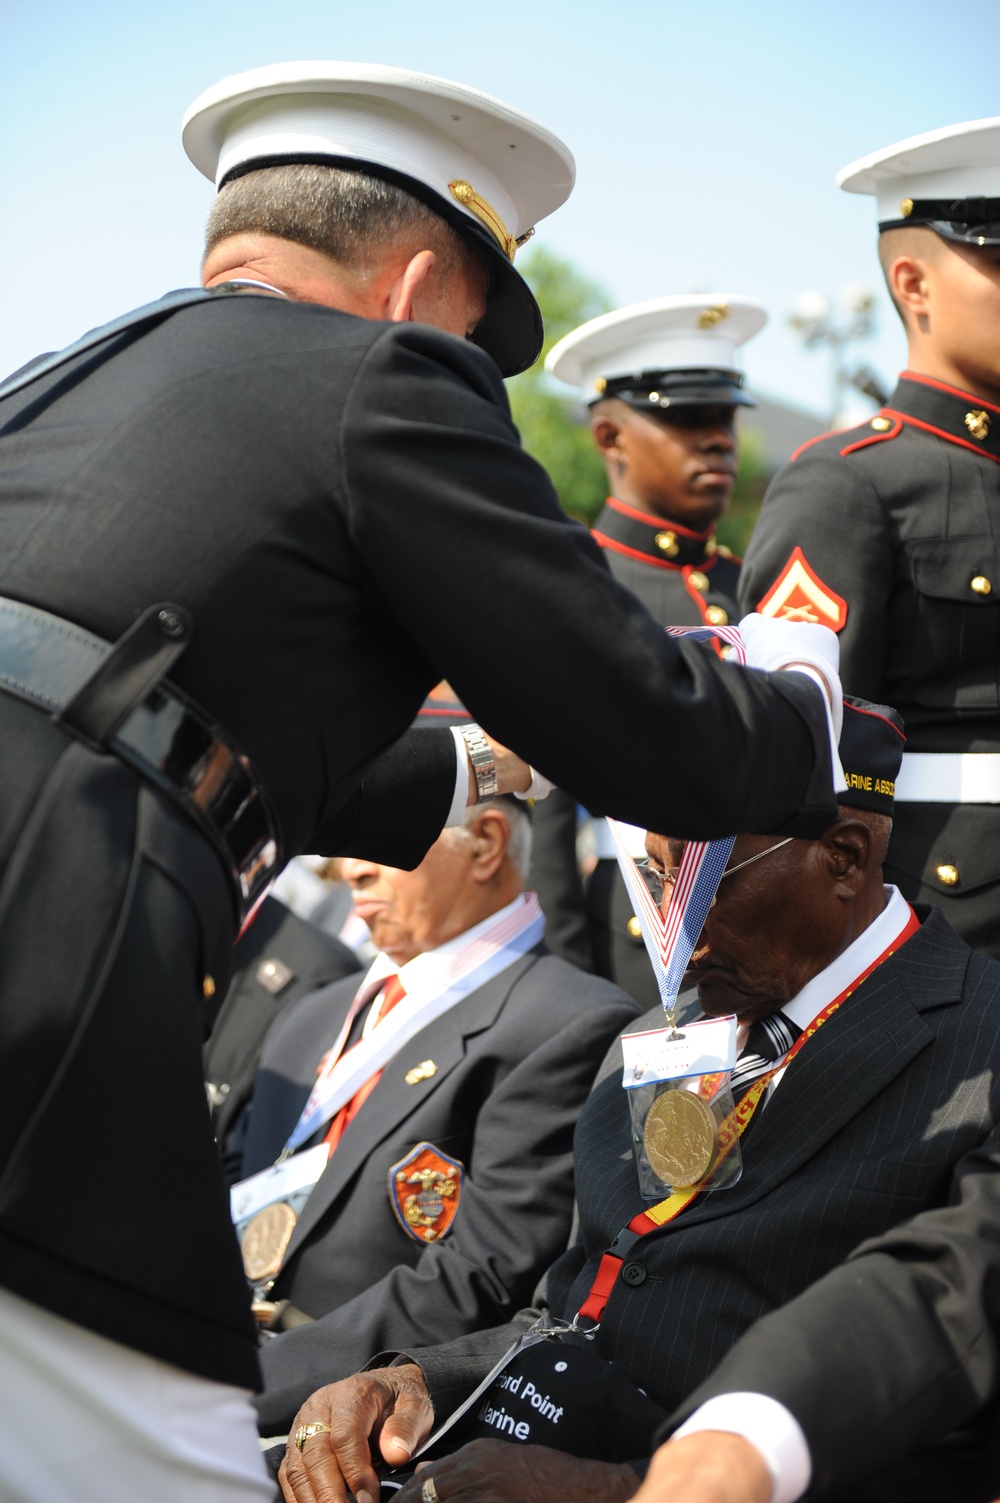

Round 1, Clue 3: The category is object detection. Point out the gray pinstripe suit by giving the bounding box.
[410,906,1000,1498]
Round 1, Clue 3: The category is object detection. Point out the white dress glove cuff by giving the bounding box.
[446,727,473,828]
[788,666,848,797]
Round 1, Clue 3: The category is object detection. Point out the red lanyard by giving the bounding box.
[577,906,921,1325]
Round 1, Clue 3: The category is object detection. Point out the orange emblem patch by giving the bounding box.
[389,1142,464,1244]
[756,546,848,631]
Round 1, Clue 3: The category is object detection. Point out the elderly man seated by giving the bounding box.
[224,795,638,1436]
[277,698,1000,1503]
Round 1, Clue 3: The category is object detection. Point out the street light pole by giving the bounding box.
[788,285,876,424]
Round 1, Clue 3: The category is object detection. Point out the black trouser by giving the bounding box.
[0,693,260,1388]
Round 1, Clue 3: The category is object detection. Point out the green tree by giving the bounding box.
[506,246,612,525]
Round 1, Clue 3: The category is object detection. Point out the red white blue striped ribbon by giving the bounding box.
[607,624,745,1013]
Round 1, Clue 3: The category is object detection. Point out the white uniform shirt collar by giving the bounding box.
[781,884,911,1034]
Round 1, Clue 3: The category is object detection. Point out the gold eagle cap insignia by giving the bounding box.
[698,303,729,329]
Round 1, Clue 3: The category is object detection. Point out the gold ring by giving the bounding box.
[421,1479,440,1503]
[294,1421,332,1451]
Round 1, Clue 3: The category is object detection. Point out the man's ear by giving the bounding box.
[823,820,873,896]
[887,253,933,330]
[590,410,626,468]
[385,249,438,324]
[466,809,510,883]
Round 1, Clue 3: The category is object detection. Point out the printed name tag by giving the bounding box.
[620,1016,737,1087]
[230,1142,330,1225]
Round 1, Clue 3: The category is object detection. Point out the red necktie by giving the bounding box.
[323,974,407,1156]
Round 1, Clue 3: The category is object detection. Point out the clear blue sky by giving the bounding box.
[2,0,998,416]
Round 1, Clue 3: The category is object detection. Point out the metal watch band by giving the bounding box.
[459,724,500,801]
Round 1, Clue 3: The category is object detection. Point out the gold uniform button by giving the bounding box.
[936,863,960,887]
[716,543,734,559]
[626,916,643,939]
[971,575,992,596]
[202,975,216,999]
[870,416,892,432]
[688,570,710,593]
[704,535,718,556]
[704,605,729,626]
[655,530,680,557]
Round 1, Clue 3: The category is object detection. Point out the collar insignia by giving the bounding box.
[966,409,990,441]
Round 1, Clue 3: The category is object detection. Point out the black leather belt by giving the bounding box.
[0,594,282,922]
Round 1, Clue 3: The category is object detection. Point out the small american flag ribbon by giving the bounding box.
[607,624,746,1019]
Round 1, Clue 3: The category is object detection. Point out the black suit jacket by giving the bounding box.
[0,291,838,1389]
[204,895,360,1147]
[230,944,638,1434]
[411,909,1000,1497]
[741,375,1000,955]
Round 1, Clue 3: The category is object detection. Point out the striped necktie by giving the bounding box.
[729,1011,803,1101]
[322,974,407,1155]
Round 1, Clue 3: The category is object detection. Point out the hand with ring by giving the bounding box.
[396,1439,641,1503]
[278,1364,434,1503]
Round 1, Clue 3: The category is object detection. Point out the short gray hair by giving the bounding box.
[204,162,475,279]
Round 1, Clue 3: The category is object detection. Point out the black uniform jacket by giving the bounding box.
[409,909,1000,1498]
[530,496,742,1004]
[741,373,1000,953]
[204,895,361,1146]
[0,292,837,1392]
[229,943,638,1434]
[592,494,741,629]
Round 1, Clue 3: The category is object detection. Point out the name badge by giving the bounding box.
[620,1016,737,1087]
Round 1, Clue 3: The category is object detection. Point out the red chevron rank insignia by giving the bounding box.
[755,547,848,631]
[389,1142,464,1243]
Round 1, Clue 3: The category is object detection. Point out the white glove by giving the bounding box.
[737,614,847,795]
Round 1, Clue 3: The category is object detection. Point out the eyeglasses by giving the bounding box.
[638,837,795,907]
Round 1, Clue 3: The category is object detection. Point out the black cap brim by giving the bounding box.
[592,368,754,410]
[879,198,1000,248]
[448,216,543,378]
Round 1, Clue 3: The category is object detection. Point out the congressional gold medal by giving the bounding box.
[643,1090,718,1187]
[241,1201,297,1282]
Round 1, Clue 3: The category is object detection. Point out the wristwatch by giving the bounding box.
[459,724,500,802]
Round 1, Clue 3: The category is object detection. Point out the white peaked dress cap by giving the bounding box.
[545,294,767,409]
[838,117,1000,245]
[182,62,576,376]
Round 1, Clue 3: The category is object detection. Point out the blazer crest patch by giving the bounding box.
[755,545,848,631]
[389,1142,464,1244]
